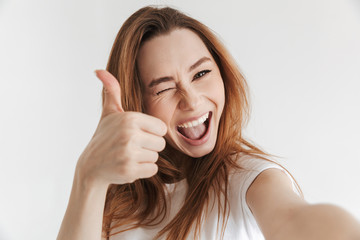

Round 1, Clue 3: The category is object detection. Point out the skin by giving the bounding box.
[137,28,225,158]
[57,68,167,240]
[57,28,360,240]
[247,169,360,240]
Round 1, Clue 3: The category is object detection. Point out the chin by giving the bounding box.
[180,149,210,158]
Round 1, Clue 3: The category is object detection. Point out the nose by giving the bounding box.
[178,86,202,111]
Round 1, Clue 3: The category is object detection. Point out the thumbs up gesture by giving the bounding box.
[76,70,167,187]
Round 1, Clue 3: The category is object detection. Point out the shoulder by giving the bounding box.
[220,153,303,238]
[245,164,360,240]
[243,156,307,238]
[246,167,305,213]
[229,153,299,194]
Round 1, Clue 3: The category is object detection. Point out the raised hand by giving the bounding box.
[76,70,167,188]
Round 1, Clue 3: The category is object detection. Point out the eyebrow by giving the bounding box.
[188,56,211,73]
[148,56,212,88]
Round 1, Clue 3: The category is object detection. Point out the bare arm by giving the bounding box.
[57,172,108,240]
[57,70,167,240]
[247,168,360,240]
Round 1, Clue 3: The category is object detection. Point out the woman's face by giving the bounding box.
[137,28,225,158]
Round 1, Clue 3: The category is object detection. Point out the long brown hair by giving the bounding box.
[102,6,278,239]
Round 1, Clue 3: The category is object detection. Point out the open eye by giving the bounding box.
[193,70,211,80]
[156,88,175,95]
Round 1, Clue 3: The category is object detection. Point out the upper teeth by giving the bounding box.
[178,112,209,128]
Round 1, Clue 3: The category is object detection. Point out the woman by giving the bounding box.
[57,6,360,240]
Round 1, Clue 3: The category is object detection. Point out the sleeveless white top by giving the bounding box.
[109,154,299,239]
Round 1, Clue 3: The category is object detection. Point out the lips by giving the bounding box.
[176,112,212,146]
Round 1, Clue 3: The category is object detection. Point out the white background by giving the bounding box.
[0,0,359,239]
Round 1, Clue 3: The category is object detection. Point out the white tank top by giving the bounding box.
[109,154,299,240]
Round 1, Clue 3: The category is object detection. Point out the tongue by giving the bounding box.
[179,123,206,140]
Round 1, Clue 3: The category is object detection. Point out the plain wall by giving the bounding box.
[0,0,359,239]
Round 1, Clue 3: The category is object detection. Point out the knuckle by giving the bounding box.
[117,162,132,176]
[121,154,132,164]
[116,162,126,175]
[122,113,138,126]
[121,128,133,139]
[119,130,137,146]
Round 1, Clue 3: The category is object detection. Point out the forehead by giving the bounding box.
[137,28,213,84]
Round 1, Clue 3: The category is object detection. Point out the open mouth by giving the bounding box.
[177,112,212,141]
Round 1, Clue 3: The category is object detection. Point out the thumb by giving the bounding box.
[95,69,124,117]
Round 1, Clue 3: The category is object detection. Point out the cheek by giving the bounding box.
[200,76,225,109]
[213,79,225,106]
[144,98,177,125]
